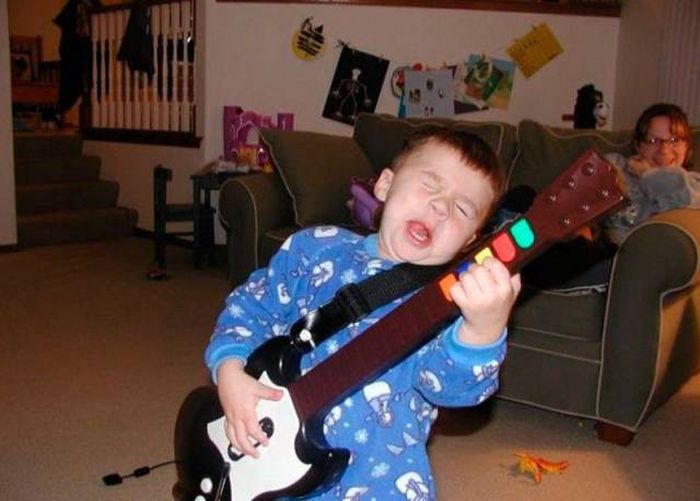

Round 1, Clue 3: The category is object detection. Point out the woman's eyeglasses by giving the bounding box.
[641,136,687,148]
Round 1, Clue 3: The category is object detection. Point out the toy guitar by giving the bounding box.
[174,149,626,501]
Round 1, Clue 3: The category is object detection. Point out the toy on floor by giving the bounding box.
[514,453,569,484]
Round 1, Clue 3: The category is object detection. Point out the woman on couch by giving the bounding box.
[603,102,700,243]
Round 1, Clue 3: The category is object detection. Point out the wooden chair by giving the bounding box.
[148,165,214,279]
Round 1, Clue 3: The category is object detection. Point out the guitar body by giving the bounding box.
[174,337,350,501]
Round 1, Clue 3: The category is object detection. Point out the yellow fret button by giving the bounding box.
[474,247,493,264]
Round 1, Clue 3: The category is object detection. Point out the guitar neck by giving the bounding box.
[288,149,626,422]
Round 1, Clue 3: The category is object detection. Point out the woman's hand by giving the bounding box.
[449,257,521,345]
[216,358,283,458]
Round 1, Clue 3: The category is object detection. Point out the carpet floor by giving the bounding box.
[0,237,698,501]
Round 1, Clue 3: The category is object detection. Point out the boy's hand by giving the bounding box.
[449,257,521,345]
[216,358,283,458]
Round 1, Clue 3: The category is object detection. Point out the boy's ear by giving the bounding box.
[373,168,394,202]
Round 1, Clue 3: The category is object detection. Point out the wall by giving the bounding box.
[6,0,64,60]
[0,0,17,246]
[201,2,621,159]
[613,0,666,129]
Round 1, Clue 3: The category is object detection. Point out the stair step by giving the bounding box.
[13,133,83,160]
[14,155,102,185]
[17,207,138,248]
[16,180,120,215]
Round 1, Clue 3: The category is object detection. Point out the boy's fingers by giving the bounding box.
[224,420,241,452]
[233,419,260,458]
[257,382,284,401]
[510,273,522,294]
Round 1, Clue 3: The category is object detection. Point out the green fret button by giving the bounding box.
[510,218,535,249]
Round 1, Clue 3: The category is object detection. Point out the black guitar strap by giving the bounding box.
[288,261,448,353]
[288,185,536,353]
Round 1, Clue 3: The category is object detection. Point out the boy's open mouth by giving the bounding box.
[406,220,432,248]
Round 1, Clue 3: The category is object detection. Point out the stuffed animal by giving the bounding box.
[573,84,605,129]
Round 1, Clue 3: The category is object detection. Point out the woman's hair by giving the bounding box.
[391,127,505,198]
[634,103,693,167]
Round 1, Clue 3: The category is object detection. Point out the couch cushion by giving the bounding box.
[353,113,518,176]
[260,128,376,227]
[510,285,607,344]
[509,119,636,190]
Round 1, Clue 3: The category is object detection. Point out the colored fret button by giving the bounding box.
[438,273,458,301]
[492,232,516,262]
[456,261,470,275]
[510,219,535,249]
[474,247,493,264]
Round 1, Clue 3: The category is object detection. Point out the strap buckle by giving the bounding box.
[289,283,371,353]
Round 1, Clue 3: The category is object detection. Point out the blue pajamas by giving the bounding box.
[206,226,506,500]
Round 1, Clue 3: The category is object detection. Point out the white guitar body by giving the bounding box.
[205,372,310,500]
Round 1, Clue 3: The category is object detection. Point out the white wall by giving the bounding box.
[0,0,17,246]
[614,0,666,129]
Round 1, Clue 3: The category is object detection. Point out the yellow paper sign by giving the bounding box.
[507,23,563,78]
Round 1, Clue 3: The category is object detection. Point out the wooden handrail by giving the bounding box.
[214,0,621,17]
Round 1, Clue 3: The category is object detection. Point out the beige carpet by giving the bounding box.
[0,237,698,501]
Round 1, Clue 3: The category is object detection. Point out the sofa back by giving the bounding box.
[353,113,518,176]
[508,120,637,190]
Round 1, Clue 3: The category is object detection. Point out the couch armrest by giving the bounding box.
[598,208,700,430]
[218,173,294,286]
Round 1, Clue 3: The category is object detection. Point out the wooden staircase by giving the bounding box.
[13,132,138,247]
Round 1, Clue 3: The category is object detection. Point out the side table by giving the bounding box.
[191,164,245,268]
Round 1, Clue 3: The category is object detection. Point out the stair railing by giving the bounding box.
[83,0,199,147]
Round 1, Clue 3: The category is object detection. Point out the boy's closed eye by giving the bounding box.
[421,180,439,192]
[456,201,477,219]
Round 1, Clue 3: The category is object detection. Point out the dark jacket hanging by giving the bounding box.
[117,0,155,76]
[54,0,97,112]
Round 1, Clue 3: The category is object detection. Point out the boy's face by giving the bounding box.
[373,140,496,265]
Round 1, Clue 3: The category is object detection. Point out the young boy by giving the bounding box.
[205,128,521,499]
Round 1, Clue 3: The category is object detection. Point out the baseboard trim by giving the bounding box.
[133,227,194,249]
[0,243,19,253]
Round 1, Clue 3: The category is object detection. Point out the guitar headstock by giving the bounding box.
[524,148,626,245]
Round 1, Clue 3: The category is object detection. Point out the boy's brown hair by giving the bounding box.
[391,127,505,218]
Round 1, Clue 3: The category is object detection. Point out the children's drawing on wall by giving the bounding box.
[573,84,610,129]
[403,69,455,118]
[453,54,515,112]
[390,63,424,118]
[507,23,563,78]
[292,17,326,61]
[322,45,389,126]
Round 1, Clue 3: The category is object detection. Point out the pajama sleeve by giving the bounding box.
[204,232,306,381]
[411,318,507,407]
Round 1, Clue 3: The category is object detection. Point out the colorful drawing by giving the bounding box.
[404,69,455,118]
[453,54,515,112]
[507,23,563,78]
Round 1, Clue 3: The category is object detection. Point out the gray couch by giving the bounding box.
[218,113,700,444]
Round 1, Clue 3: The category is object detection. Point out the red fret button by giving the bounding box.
[492,232,516,263]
